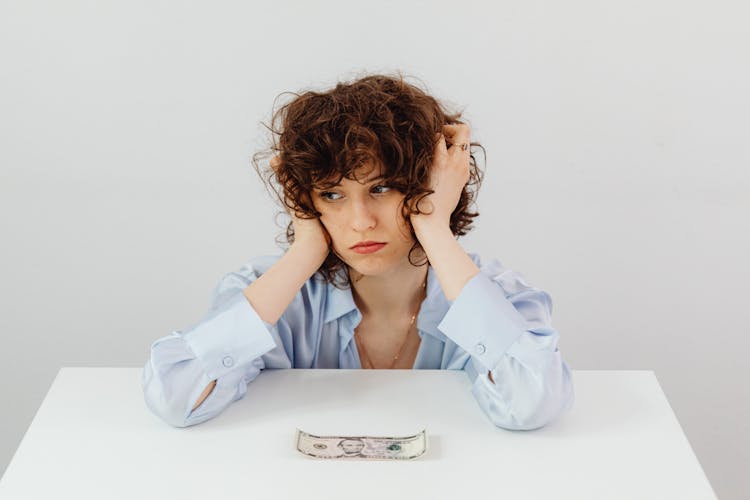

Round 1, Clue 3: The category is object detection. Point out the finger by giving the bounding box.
[447,137,471,153]
[442,124,471,150]
[442,123,470,138]
[434,132,448,155]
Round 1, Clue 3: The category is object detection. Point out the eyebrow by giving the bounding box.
[318,173,386,188]
[361,173,386,183]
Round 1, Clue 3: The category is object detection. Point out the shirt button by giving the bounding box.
[475,343,486,355]
[222,356,234,367]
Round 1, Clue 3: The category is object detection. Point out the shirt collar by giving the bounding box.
[322,264,450,343]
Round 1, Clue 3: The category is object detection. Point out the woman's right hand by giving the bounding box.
[270,155,331,266]
[289,209,331,264]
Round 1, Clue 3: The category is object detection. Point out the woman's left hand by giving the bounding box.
[410,123,472,231]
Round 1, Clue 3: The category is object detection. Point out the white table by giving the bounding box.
[0,368,716,499]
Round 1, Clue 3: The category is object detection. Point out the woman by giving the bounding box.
[141,73,574,430]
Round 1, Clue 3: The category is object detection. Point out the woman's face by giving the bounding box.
[311,164,416,277]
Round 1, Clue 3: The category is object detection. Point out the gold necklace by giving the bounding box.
[354,277,427,369]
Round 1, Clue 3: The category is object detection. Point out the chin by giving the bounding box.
[346,260,386,277]
[346,253,407,278]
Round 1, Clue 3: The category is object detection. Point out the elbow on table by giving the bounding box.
[480,363,575,431]
[142,381,194,428]
[493,396,573,431]
[155,405,193,428]
[141,363,211,429]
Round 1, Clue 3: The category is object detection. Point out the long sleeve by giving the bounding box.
[437,256,574,431]
[141,264,282,428]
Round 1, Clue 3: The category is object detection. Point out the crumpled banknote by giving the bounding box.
[295,428,428,460]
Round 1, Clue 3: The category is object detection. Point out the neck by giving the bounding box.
[349,255,429,319]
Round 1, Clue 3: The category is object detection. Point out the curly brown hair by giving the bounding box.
[251,71,485,289]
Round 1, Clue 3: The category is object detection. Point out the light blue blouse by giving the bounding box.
[141,251,574,430]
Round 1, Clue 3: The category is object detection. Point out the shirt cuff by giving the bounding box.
[182,291,278,380]
[437,271,529,372]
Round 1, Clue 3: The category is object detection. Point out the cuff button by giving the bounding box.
[222,356,234,367]
[475,343,486,355]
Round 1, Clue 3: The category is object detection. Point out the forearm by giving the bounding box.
[413,221,493,383]
[243,244,326,325]
[413,221,479,301]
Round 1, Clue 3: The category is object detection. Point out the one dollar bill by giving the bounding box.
[295,428,428,460]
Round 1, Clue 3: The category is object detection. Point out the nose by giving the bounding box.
[350,197,376,232]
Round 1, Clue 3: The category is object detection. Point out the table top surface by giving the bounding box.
[0,368,716,500]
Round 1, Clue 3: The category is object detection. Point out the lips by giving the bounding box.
[350,240,386,249]
[350,241,387,254]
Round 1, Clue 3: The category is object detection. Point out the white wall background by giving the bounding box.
[1,0,747,498]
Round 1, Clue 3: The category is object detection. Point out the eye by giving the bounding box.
[319,191,343,201]
[318,184,393,201]
[371,185,392,195]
